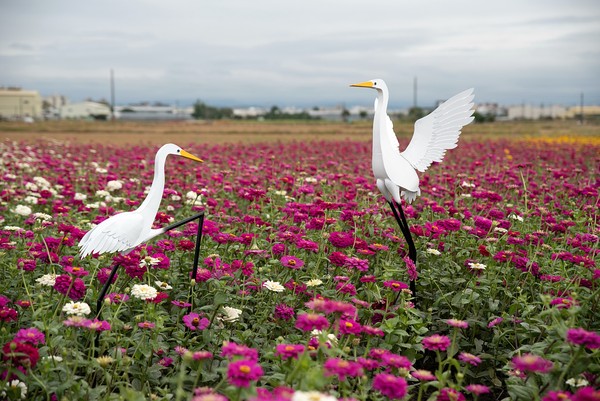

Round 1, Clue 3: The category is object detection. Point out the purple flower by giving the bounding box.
[227,359,263,388]
[372,373,408,399]
[182,312,209,331]
[14,327,45,345]
[280,255,304,269]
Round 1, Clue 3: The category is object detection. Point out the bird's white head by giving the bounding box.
[350,79,387,92]
[160,143,204,163]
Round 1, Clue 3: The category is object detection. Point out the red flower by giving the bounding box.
[2,340,40,371]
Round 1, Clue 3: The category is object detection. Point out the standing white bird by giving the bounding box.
[350,79,474,300]
[78,143,203,258]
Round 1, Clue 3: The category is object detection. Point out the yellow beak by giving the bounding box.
[180,149,204,163]
[350,81,374,88]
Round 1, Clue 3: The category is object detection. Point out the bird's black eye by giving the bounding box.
[177,149,180,153]
[373,82,377,86]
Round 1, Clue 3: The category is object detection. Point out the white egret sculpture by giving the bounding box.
[350,79,474,300]
[78,143,204,313]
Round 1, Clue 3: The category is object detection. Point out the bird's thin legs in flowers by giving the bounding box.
[96,263,121,316]
[387,201,417,302]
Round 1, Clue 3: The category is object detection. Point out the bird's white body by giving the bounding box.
[78,143,203,258]
[352,79,474,203]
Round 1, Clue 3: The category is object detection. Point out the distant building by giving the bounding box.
[60,101,111,120]
[0,88,42,120]
[507,104,567,120]
[566,105,600,120]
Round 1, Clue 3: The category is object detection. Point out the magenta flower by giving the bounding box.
[221,342,259,362]
[411,369,436,381]
[488,317,504,328]
[465,384,490,395]
[85,319,111,332]
[372,373,408,399]
[64,266,89,277]
[404,255,418,281]
[323,357,363,381]
[106,293,129,304]
[17,258,36,272]
[0,306,18,322]
[275,344,305,360]
[138,321,156,329]
[182,312,209,331]
[227,359,263,388]
[2,340,39,371]
[338,319,362,335]
[437,388,465,401]
[573,387,600,401]
[14,327,45,346]
[510,353,553,373]
[158,357,174,367]
[383,280,409,292]
[422,334,452,351]
[295,313,330,332]
[458,352,482,366]
[171,300,192,308]
[566,327,600,349]
[343,256,369,272]
[280,255,304,269]
[53,274,86,300]
[542,390,572,401]
[274,303,295,320]
[328,231,355,248]
[381,353,412,370]
[446,318,469,329]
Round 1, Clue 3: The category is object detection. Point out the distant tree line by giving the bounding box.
[192,100,233,119]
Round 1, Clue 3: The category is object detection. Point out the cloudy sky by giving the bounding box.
[1,0,598,108]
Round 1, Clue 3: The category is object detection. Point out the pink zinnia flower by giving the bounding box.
[566,328,600,349]
[138,321,156,329]
[573,387,600,401]
[2,340,40,371]
[182,313,209,331]
[275,344,305,360]
[422,334,452,351]
[437,387,465,401]
[171,300,192,308]
[488,317,504,328]
[404,255,418,281]
[158,357,173,367]
[295,313,330,332]
[280,255,304,269]
[221,342,259,362]
[383,280,409,292]
[372,373,408,399]
[542,390,572,401]
[381,353,412,370]
[323,357,363,381]
[446,319,469,329]
[14,327,45,346]
[85,319,111,332]
[227,359,263,388]
[106,293,129,304]
[338,319,362,335]
[511,353,553,373]
[411,369,436,381]
[458,352,482,366]
[328,231,355,248]
[274,303,295,321]
[466,384,490,395]
[53,274,86,300]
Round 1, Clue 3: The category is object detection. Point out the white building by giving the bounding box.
[0,88,42,120]
[60,101,111,120]
[507,104,567,120]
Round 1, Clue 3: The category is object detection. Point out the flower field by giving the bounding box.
[0,128,599,400]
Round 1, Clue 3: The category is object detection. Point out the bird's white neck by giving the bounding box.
[138,149,168,221]
[373,89,388,151]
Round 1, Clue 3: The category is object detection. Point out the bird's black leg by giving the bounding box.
[96,262,121,317]
[387,201,417,303]
[189,213,205,312]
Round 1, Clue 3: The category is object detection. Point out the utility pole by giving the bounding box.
[413,76,418,108]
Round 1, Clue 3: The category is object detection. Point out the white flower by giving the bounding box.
[509,213,524,222]
[263,280,285,292]
[12,205,32,216]
[305,279,323,287]
[4,173,16,180]
[155,281,172,290]
[1,379,28,400]
[36,274,57,286]
[24,182,39,191]
[274,190,287,196]
[106,180,123,192]
[33,176,51,188]
[468,262,487,270]
[221,306,242,322]
[460,181,476,188]
[95,190,110,197]
[33,212,52,221]
[426,248,441,256]
[62,301,91,316]
[3,226,23,231]
[140,256,161,268]
[303,177,318,183]
[185,191,203,205]
[43,355,64,362]
[95,167,108,174]
[292,391,337,401]
[494,227,508,234]
[74,192,87,201]
[171,194,181,201]
[23,195,39,204]
[130,284,158,300]
[566,377,589,387]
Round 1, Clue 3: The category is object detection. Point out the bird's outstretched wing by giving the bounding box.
[79,212,144,257]
[401,88,474,172]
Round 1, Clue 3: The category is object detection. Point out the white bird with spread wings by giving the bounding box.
[351,79,475,204]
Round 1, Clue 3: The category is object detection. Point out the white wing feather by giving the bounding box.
[401,88,474,172]
[78,212,145,257]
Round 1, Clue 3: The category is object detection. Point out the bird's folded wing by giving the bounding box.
[401,88,474,172]
[79,212,143,257]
